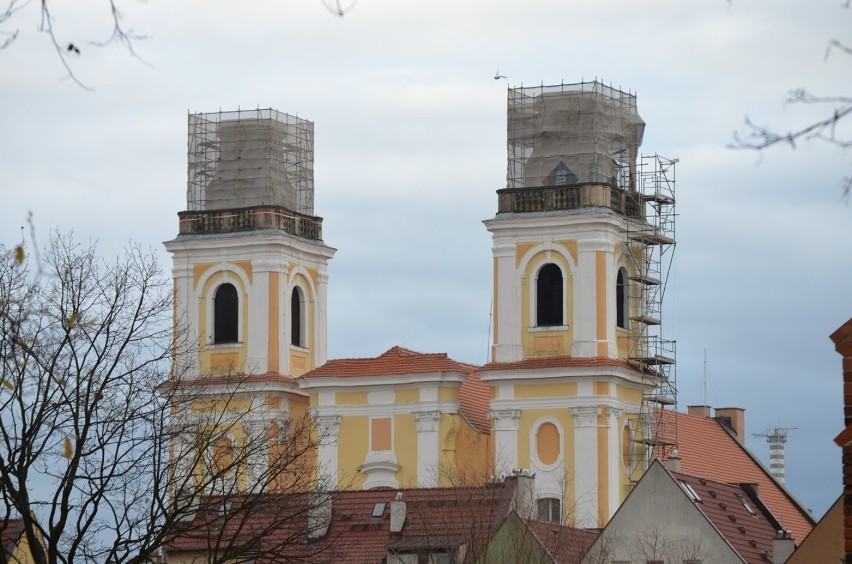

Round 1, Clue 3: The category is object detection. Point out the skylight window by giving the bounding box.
[371,502,386,518]
[737,494,756,516]
[678,480,702,503]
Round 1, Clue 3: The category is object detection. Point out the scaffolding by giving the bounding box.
[507,81,645,190]
[625,154,678,472]
[187,108,315,216]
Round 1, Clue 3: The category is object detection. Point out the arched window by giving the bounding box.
[616,267,628,329]
[536,263,563,327]
[213,283,239,344]
[290,287,303,347]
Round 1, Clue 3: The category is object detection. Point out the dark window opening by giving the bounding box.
[537,497,561,523]
[536,264,563,327]
[616,268,627,329]
[291,287,302,347]
[213,283,238,344]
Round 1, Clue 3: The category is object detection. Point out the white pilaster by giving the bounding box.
[574,240,603,358]
[315,414,341,487]
[607,407,623,519]
[490,409,521,473]
[316,269,330,366]
[572,405,599,527]
[413,411,441,487]
[247,265,270,373]
[493,241,522,362]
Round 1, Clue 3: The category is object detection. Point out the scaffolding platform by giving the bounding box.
[630,274,661,286]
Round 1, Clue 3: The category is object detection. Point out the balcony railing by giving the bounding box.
[497,183,643,218]
[178,206,323,240]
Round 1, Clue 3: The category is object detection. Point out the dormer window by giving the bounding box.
[213,283,239,344]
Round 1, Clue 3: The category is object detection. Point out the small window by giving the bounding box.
[371,502,386,518]
[290,287,303,347]
[736,494,756,516]
[679,480,702,503]
[536,264,563,327]
[213,283,239,344]
[536,497,561,523]
[616,267,628,329]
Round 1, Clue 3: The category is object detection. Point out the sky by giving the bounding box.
[2,0,851,520]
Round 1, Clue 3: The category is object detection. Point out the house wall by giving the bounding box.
[583,463,743,564]
[787,495,843,564]
[309,380,488,490]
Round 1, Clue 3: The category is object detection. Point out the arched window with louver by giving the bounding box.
[291,287,303,347]
[616,267,628,329]
[536,263,563,327]
[213,283,239,344]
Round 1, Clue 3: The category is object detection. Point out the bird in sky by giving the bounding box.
[494,71,507,80]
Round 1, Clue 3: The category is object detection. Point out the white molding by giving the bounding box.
[298,371,468,390]
[490,396,640,414]
[360,451,400,490]
[529,416,564,472]
[412,410,441,433]
[489,409,521,431]
[480,369,648,390]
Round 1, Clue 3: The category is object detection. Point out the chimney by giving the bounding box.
[715,407,746,443]
[668,449,682,473]
[687,405,712,418]
[772,529,795,563]
[390,493,406,533]
[308,492,332,540]
[506,468,535,520]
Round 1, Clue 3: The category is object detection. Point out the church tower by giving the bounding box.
[164,109,335,493]
[481,82,677,527]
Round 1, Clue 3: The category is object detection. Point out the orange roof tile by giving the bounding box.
[302,346,477,379]
[459,371,491,434]
[657,410,815,543]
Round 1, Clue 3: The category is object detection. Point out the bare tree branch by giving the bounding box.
[0,231,340,563]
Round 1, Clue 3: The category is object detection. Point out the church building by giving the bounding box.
[165,81,678,528]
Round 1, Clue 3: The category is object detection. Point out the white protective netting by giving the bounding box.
[507,81,645,189]
[187,109,315,215]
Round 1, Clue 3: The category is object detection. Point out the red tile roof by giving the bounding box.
[481,356,640,374]
[657,409,815,543]
[525,518,598,564]
[671,470,778,564]
[459,371,491,434]
[159,371,301,390]
[302,346,490,434]
[0,519,23,558]
[166,479,528,563]
[302,346,477,379]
